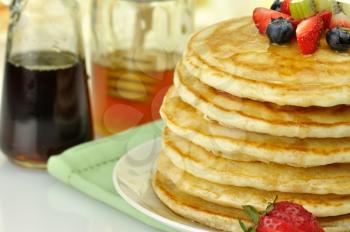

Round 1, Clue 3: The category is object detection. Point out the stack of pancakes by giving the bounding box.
[153,17,350,232]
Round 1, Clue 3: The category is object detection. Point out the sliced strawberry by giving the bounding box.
[296,15,324,55]
[330,12,350,29]
[253,7,292,33]
[281,0,291,15]
[318,11,332,29]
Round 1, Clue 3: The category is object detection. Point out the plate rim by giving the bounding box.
[112,137,210,232]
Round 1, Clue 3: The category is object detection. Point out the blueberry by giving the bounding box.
[271,0,282,11]
[326,27,350,52]
[266,18,294,45]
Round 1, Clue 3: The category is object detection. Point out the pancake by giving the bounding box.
[153,171,251,232]
[153,170,350,232]
[175,64,350,139]
[161,89,350,167]
[183,17,350,107]
[163,128,350,195]
[157,153,350,217]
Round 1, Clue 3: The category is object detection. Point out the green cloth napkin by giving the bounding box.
[47,120,176,232]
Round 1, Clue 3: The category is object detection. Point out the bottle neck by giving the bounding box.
[6,0,82,61]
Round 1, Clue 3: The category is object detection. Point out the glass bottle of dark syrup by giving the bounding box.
[0,0,93,168]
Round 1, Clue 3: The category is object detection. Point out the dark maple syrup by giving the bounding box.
[0,51,93,168]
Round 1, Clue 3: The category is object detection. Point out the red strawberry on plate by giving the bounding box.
[253,7,292,33]
[318,11,332,29]
[330,12,350,29]
[239,199,324,232]
[257,202,324,232]
[281,0,291,15]
[296,15,324,55]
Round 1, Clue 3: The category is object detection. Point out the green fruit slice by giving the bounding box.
[290,0,317,19]
[315,0,332,11]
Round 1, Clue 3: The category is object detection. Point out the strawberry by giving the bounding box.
[239,198,324,232]
[281,0,291,15]
[253,8,292,33]
[296,15,324,55]
[257,202,324,232]
[257,216,295,232]
[329,13,350,29]
[318,11,332,29]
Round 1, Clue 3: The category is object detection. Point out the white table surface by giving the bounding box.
[0,34,160,232]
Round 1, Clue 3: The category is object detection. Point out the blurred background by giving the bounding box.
[0,0,270,58]
[0,0,271,96]
[0,0,272,134]
[0,0,270,166]
[0,3,8,70]
[0,0,271,89]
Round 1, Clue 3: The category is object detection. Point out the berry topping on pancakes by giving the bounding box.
[254,0,350,54]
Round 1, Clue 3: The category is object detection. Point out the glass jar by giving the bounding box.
[90,0,194,136]
[0,0,93,168]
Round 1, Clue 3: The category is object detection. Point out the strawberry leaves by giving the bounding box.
[239,196,278,232]
[263,195,278,216]
[239,220,256,232]
[242,205,260,224]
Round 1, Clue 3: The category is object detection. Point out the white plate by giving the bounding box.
[113,138,213,232]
